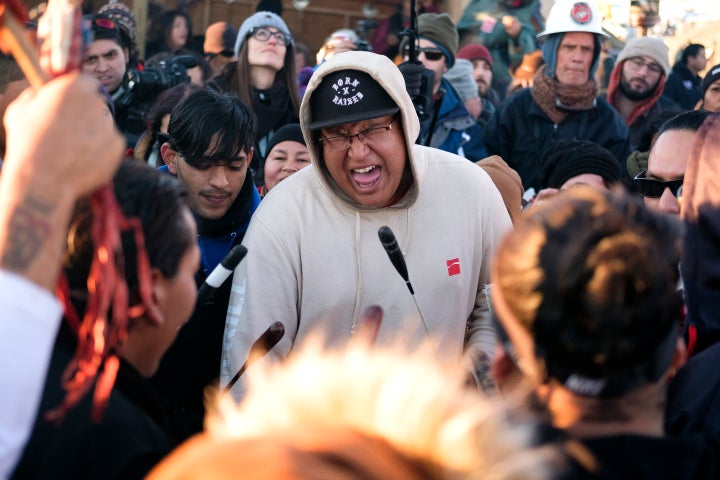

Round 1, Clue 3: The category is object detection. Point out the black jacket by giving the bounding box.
[13,329,176,479]
[561,432,720,479]
[662,61,703,110]
[484,88,630,191]
[148,172,260,439]
[667,341,720,440]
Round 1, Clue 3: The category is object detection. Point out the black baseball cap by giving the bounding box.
[308,69,399,130]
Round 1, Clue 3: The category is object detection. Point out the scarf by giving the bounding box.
[193,171,256,238]
[531,65,598,125]
[253,79,298,143]
[607,62,666,126]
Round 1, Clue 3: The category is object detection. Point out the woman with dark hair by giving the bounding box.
[210,11,300,186]
[12,160,200,479]
[145,9,194,58]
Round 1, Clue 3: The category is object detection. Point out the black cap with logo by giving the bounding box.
[308,70,399,130]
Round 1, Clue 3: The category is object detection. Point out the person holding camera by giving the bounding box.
[82,13,195,150]
[82,14,130,103]
[399,13,487,161]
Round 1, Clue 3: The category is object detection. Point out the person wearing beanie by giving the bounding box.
[203,22,238,78]
[398,13,488,161]
[97,1,140,68]
[541,139,621,190]
[221,51,512,401]
[699,64,720,112]
[663,43,707,110]
[81,13,144,148]
[457,43,501,124]
[210,11,300,187]
[530,139,621,206]
[604,36,680,150]
[484,0,630,192]
[262,123,309,195]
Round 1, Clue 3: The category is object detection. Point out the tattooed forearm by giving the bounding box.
[1,195,53,271]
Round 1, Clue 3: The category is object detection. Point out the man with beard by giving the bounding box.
[605,37,680,149]
[484,0,630,192]
[457,43,500,126]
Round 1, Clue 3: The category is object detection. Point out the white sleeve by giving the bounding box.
[0,271,62,478]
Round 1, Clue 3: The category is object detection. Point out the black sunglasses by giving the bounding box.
[634,169,683,198]
[403,45,444,61]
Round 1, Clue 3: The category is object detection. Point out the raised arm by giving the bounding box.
[0,72,123,477]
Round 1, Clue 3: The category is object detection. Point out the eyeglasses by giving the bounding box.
[402,45,444,62]
[634,170,683,198]
[250,28,292,47]
[319,118,396,151]
[627,57,663,75]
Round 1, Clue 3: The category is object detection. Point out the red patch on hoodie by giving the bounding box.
[447,258,461,276]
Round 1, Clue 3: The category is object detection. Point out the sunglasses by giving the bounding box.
[634,169,683,198]
[403,45,444,61]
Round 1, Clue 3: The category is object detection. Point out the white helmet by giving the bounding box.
[538,0,607,39]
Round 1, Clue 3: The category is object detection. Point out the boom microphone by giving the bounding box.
[378,226,414,294]
[377,226,433,341]
[223,321,285,394]
[197,245,247,303]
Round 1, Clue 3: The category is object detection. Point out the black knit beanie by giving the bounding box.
[702,64,720,99]
[541,139,621,189]
[266,123,306,155]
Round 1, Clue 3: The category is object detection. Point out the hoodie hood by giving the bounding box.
[300,51,420,210]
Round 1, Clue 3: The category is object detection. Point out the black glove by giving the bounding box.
[398,62,425,99]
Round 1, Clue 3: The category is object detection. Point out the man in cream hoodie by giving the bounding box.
[221,51,511,398]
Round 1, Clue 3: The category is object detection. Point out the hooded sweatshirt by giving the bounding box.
[221,51,511,399]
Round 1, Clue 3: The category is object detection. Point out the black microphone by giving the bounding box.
[223,321,285,394]
[197,245,247,303]
[378,226,434,341]
[378,226,414,295]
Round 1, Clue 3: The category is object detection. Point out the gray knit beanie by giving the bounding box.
[615,36,670,76]
[235,11,292,57]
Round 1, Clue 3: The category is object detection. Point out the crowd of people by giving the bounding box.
[2,0,720,478]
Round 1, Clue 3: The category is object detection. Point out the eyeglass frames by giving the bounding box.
[626,57,663,75]
[250,28,292,47]
[319,118,396,151]
[634,169,683,198]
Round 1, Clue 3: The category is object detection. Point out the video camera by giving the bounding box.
[355,20,377,52]
[113,55,197,108]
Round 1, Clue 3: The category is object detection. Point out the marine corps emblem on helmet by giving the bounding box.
[570,2,592,25]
